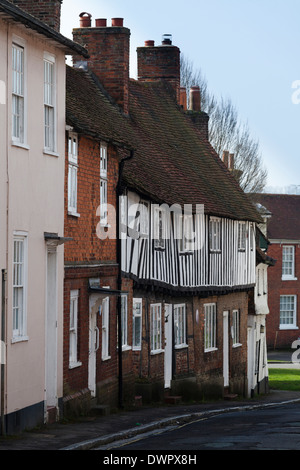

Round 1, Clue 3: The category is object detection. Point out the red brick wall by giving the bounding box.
[11,0,62,31]
[64,135,118,263]
[266,243,300,348]
[137,44,181,103]
[72,26,130,114]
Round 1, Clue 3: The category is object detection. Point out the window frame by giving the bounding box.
[232,309,241,347]
[209,217,221,253]
[69,289,82,368]
[178,214,194,254]
[43,53,56,154]
[204,303,217,352]
[282,245,296,280]
[153,207,166,250]
[121,294,129,350]
[68,132,79,216]
[174,303,187,348]
[150,303,162,354]
[280,295,297,329]
[100,143,108,226]
[101,296,110,360]
[238,221,246,252]
[132,298,143,350]
[12,41,26,146]
[12,231,28,342]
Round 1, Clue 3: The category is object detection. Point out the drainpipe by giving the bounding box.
[116,149,134,409]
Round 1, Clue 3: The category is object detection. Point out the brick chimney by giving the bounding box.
[186,86,209,140]
[137,34,181,102]
[10,0,63,32]
[72,14,130,115]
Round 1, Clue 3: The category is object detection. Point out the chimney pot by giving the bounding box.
[162,34,172,45]
[189,86,201,112]
[95,18,107,27]
[111,18,124,27]
[79,12,92,28]
[229,153,234,170]
[145,40,155,47]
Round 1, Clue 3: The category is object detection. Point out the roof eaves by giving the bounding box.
[0,0,89,58]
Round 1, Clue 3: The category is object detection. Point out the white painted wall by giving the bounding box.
[0,18,65,419]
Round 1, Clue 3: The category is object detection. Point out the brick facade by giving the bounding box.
[11,0,62,31]
[266,243,300,348]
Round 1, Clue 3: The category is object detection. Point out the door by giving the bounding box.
[88,295,100,397]
[223,311,229,387]
[46,248,58,410]
[164,304,172,388]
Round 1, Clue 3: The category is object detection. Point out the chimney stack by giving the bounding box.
[137,34,181,103]
[189,86,201,112]
[222,151,229,168]
[180,87,187,110]
[11,0,63,32]
[72,14,130,114]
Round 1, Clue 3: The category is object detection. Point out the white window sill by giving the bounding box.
[204,347,218,353]
[122,345,132,352]
[281,276,298,281]
[43,149,59,158]
[233,343,242,348]
[101,355,111,362]
[132,346,141,351]
[280,325,299,330]
[69,361,82,369]
[175,343,188,350]
[11,335,29,344]
[150,348,164,355]
[68,210,80,218]
[11,141,30,150]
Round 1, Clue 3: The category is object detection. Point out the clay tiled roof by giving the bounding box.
[66,67,261,222]
[66,66,132,148]
[123,80,261,222]
[253,194,300,240]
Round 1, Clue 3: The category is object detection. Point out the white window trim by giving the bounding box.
[43,52,57,155]
[204,303,217,352]
[178,214,194,254]
[100,142,107,179]
[132,298,142,351]
[280,295,298,330]
[153,206,166,250]
[69,289,82,368]
[12,38,27,147]
[12,231,28,343]
[100,143,108,226]
[282,245,297,281]
[232,309,242,347]
[238,221,246,252]
[68,132,80,217]
[209,217,221,253]
[150,303,163,354]
[101,296,111,360]
[121,295,130,351]
[174,303,188,349]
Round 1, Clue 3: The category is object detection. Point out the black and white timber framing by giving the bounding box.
[120,191,256,294]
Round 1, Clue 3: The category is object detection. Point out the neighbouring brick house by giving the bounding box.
[254,194,300,349]
[63,11,263,413]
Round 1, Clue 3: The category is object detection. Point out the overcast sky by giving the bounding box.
[60,0,300,192]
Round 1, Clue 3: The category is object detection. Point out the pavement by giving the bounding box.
[0,349,299,451]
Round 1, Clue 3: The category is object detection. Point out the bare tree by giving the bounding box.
[181,55,267,193]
